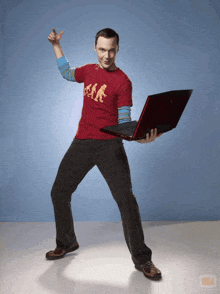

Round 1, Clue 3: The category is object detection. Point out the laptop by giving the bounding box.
[100,89,193,141]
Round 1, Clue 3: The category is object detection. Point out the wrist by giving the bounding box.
[53,42,61,47]
[53,43,64,59]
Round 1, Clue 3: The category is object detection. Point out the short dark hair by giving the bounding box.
[95,28,119,46]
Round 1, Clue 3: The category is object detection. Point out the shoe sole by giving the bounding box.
[46,243,79,260]
[135,264,162,281]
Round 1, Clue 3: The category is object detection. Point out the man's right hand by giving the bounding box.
[48,28,64,45]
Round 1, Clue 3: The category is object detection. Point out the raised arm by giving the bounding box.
[48,28,76,82]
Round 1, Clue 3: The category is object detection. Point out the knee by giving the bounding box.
[51,184,59,204]
[51,184,69,204]
[50,183,72,204]
[113,189,137,209]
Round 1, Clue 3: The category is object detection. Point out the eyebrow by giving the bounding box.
[98,47,116,51]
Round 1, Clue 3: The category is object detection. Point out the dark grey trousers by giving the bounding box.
[51,138,152,265]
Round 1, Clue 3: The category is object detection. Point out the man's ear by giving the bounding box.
[94,44,97,52]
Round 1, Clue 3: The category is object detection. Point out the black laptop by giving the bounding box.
[100,89,193,141]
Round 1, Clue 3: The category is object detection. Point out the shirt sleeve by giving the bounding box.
[74,65,87,83]
[118,106,131,124]
[56,56,76,82]
[117,79,133,108]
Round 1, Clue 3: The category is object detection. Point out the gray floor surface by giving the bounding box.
[0,221,219,294]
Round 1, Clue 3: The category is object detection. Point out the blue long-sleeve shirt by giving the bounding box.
[56,56,131,124]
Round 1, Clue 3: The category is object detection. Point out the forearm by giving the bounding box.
[118,106,131,124]
[53,43,64,59]
[57,56,76,82]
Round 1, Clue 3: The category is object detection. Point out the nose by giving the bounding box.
[105,51,110,59]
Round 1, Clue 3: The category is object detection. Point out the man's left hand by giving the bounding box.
[135,128,162,144]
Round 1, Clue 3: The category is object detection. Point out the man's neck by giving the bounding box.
[98,63,118,72]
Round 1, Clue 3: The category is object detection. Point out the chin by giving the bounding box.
[104,64,113,70]
[103,63,110,67]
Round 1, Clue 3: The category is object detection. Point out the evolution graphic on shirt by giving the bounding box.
[84,83,107,103]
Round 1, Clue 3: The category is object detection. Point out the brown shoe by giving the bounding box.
[46,242,79,260]
[135,261,162,280]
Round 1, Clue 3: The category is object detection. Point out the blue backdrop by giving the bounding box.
[1,0,220,221]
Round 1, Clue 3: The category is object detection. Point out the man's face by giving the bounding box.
[94,36,119,71]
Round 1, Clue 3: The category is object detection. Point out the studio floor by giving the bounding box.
[0,220,219,294]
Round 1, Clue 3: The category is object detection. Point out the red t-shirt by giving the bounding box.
[74,64,133,139]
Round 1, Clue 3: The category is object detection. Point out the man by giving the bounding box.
[46,28,162,281]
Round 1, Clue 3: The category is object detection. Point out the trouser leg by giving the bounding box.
[51,139,95,248]
[95,139,152,265]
